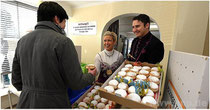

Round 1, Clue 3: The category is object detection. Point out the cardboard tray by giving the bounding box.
[71,85,95,108]
[71,83,115,108]
[98,60,164,109]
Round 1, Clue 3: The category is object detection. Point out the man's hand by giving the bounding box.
[88,67,97,76]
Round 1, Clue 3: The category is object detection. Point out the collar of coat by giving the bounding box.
[35,21,65,35]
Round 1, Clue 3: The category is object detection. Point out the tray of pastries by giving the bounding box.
[98,60,163,109]
[72,84,117,109]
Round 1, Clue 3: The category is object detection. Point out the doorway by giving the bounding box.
[101,13,161,59]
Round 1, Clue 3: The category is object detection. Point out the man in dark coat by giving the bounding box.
[12,1,97,108]
[127,14,164,64]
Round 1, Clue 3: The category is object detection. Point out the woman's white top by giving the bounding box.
[95,49,124,79]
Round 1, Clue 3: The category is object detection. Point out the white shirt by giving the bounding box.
[94,49,124,80]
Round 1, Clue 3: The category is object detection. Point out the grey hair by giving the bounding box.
[103,31,117,42]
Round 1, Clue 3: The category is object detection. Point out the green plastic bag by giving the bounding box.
[81,63,88,74]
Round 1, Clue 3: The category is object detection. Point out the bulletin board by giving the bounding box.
[162,50,209,108]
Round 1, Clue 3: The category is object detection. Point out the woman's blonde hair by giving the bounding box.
[103,31,117,42]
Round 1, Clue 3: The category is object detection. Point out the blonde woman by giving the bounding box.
[95,31,124,83]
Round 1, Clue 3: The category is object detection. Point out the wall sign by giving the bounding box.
[70,21,96,35]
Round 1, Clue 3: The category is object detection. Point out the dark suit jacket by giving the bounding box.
[128,32,164,64]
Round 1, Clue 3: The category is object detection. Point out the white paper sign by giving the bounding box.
[70,21,96,35]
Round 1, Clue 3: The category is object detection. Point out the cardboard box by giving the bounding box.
[71,85,95,108]
[72,83,116,109]
[98,60,164,109]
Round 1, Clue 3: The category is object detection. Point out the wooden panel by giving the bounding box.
[1,93,18,109]
[99,88,157,109]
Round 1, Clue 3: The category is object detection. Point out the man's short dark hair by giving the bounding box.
[37,1,68,22]
[133,14,150,26]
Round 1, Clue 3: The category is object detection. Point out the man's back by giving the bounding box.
[12,21,95,108]
[17,24,67,90]
[12,2,96,108]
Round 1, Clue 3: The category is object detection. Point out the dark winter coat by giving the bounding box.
[12,21,95,108]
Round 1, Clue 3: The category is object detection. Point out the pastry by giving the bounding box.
[128,86,136,94]
[86,64,96,70]
[90,100,98,107]
[126,71,137,79]
[104,85,114,93]
[150,71,160,78]
[130,68,139,73]
[123,76,133,82]
[125,64,133,68]
[136,74,147,81]
[148,76,160,84]
[87,92,93,98]
[114,89,127,98]
[97,103,105,109]
[83,97,91,104]
[144,89,154,97]
[108,79,119,89]
[78,102,88,109]
[118,71,126,77]
[150,82,158,92]
[135,79,143,83]
[121,67,130,72]
[139,69,149,77]
[127,93,141,102]
[91,89,97,95]
[133,66,142,71]
[101,98,108,104]
[117,82,128,90]
[105,104,111,109]
[141,66,151,71]
[94,85,100,90]
[151,67,159,71]
[141,96,157,105]
[108,100,114,106]
[94,95,101,102]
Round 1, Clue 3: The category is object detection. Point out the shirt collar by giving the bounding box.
[137,31,151,41]
[35,21,65,35]
[104,49,114,55]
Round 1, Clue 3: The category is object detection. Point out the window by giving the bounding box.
[0,1,37,87]
[18,5,37,37]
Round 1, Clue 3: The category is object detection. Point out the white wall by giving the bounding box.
[173,1,209,55]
